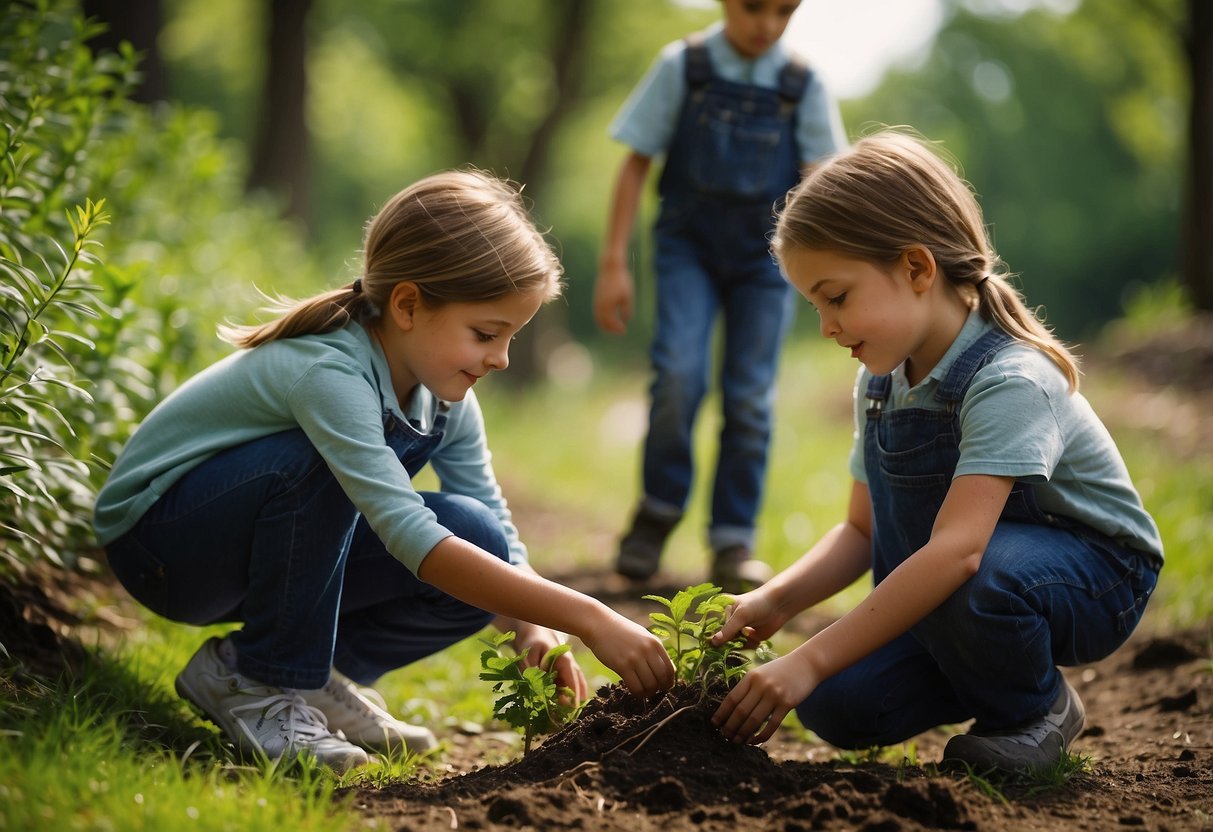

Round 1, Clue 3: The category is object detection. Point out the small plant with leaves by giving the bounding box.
[644,582,774,694]
[478,631,579,755]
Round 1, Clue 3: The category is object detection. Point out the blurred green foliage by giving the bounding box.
[154,0,1185,345]
[0,0,321,571]
[859,0,1184,341]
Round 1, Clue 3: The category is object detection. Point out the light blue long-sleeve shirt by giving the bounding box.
[93,321,526,574]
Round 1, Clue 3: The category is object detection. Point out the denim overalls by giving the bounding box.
[106,405,510,689]
[642,37,808,551]
[795,330,1159,748]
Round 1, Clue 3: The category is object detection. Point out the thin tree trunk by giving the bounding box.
[1185,0,1213,310]
[246,0,313,228]
[82,0,168,103]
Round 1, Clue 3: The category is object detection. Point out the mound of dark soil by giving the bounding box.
[353,626,1213,832]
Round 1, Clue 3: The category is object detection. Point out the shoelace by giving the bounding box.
[323,676,391,718]
[230,691,334,747]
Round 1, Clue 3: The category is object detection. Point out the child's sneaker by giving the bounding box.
[943,678,1085,772]
[299,671,438,755]
[175,637,369,772]
[710,545,773,594]
[615,504,681,580]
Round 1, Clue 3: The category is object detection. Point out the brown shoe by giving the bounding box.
[710,546,773,594]
[614,505,681,580]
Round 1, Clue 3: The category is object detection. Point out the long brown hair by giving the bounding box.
[221,169,564,348]
[774,129,1080,390]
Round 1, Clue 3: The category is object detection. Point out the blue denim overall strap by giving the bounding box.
[863,328,1045,583]
[384,401,448,476]
[657,35,807,207]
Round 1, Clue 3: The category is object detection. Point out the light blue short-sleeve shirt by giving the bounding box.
[848,312,1163,561]
[610,22,846,164]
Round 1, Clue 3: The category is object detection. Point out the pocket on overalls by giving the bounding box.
[691,108,782,199]
[877,432,960,489]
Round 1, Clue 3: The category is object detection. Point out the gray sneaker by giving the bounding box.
[943,678,1085,772]
[299,671,438,755]
[175,637,370,772]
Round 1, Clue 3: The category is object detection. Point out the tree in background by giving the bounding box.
[246,0,314,227]
[81,0,168,103]
[855,1,1186,339]
[1182,0,1212,310]
[82,0,1198,352]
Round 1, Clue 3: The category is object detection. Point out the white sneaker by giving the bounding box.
[175,637,370,772]
[300,670,438,755]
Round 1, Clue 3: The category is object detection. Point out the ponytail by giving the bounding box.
[219,169,563,350]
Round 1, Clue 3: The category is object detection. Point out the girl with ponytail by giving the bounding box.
[709,130,1161,774]
[95,170,673,771]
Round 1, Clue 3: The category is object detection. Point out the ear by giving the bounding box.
[900,246,937,295]
[388,281,422,330]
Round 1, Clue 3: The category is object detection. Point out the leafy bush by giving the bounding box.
[0,1,322,571]
[0,3,134,569]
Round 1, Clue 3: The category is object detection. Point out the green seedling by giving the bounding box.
[644,582,774,694]
[478,631,578,755]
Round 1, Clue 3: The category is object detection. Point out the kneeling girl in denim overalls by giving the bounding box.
[709,131,1162,772]
[95,171,674,771]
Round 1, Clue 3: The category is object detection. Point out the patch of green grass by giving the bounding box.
[0,649,378,832]
[947,750,1092,803]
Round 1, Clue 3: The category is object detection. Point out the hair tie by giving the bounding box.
[352,278,363,294]
[977,276,990,288]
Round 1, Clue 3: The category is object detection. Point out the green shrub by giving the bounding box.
[0,2,134,569]
[0,1,323,571]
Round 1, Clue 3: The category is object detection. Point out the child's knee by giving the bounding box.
[795,680,889,750]
[422,492,510,560]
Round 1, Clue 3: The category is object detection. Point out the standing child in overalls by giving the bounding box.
[593,0,845,592]
[709,132,1163,772]
[95,170,675,772]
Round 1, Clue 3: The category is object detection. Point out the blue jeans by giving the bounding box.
[105,428,507,689]
[796,521,1157,747]
[643,208,796,550]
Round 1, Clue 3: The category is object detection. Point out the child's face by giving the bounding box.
[721,0,801,59]
[781,246,929,378]
[387,288,545,403]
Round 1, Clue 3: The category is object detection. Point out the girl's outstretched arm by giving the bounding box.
[712,480,874,648]
[418,536,675,697]
[593,151,651,334]
[491,564,589,703]
[713,473,1014,743]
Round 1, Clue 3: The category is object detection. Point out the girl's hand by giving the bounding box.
[507,620,589,704]
[710,587,788,649]
[580,611,675,698]
[711,652,817,744]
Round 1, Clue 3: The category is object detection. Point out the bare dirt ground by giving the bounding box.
[3,316,1211,830]
[347,569,1213,832]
